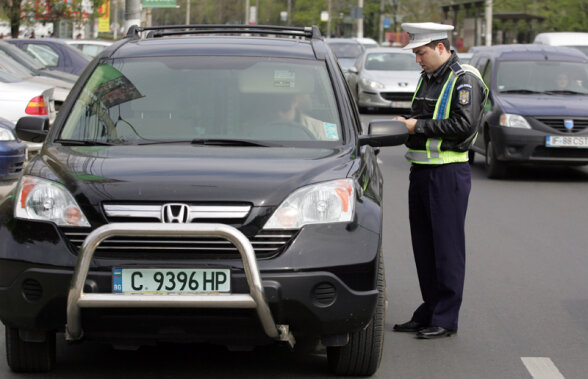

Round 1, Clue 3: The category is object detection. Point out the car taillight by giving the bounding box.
[25,96,49,115]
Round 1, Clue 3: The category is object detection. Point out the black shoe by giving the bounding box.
[416,326,456,339]
[393,320,426,333]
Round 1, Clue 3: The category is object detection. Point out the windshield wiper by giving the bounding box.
[190,138,274,147]
[543,90,587,95]
[499,89,543,94]
[54,139,116,146]
[135,139,275,147]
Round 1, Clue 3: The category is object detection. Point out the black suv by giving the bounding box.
[0,25,407,375]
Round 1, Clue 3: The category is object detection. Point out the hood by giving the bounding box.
[37,144,355,207]
[496,93,588,117]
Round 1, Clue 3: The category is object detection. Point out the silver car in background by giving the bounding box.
[346,48,421,112]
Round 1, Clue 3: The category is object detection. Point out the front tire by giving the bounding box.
[5,327,56,373]
[468,150,475,165]
[485,140,507,179]
[327,250,385,376]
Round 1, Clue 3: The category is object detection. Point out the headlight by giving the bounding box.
[0,128,15,141]
[263,179,355,230]
[15,176,90,227]
[499,114,531,129]
[361,78,385,90]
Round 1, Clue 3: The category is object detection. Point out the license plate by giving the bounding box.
[545,136,588,148]
[390,101,411,108]
[112,268,230,293]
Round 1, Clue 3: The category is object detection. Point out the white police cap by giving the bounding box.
[401,22,454,50]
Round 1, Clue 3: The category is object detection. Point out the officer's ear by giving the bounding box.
[436,41,447,54]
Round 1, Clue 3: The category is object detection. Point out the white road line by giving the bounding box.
[521,357,565,379]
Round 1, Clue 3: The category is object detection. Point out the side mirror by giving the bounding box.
[359,120,408,147]
[348,66,359,74]
[15,117,49,143]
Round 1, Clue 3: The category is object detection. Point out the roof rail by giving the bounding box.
[124,24,322,40]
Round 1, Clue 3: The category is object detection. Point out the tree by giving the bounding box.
[2,0,107,38]
[0,0,22,37]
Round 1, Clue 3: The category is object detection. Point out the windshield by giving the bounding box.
[59,56,343,146]
[496,61,588,94]
[364,52,419,71]
[328,43,364,59]
[0,55,33,80]
[568,45,588,56]
[0,42,45,71]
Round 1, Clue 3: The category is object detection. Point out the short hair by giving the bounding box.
[425,39,450,51]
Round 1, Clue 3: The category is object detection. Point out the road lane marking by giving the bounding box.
[521,357,564,379]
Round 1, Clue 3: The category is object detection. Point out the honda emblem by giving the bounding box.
[161,203,190,223]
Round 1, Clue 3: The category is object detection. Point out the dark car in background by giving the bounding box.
[469,45,588,178]
[0,25,408,375]
[0,117,26,181]
[6,39,91,75]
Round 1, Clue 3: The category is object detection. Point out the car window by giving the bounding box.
[568,45,588,56]
[364,52,419,71]
[496,61,588,94]
[0,53,35,78]
[0,69,19,83]
[77,44,107,57]
[328,43,364,59]
[60,56,343,145]
[23,44,60,67]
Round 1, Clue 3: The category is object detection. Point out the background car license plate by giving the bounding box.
[112,268,230,293]
[390,101,411,108]
[545,136,588,148]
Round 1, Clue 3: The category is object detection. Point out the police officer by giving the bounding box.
[393,22,488,339]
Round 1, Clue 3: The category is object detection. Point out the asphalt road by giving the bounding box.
[1,114,588,378]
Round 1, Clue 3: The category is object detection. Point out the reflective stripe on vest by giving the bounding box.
[406,64,485,165]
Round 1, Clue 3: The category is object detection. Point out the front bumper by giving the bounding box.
[358,88,413,111]
[490,125,588,164]
[0,222,380,345]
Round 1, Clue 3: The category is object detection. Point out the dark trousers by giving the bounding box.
[408,162,471,331]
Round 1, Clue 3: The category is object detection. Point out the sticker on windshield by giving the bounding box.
[324,123,339,140]
[274,70,296,88]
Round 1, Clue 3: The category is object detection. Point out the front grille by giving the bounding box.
[61,228,297,260]
[536,117,588,133]
[379,92,413,102]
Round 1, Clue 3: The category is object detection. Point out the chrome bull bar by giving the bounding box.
[65,223,294,346]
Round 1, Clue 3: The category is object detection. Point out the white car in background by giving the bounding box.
[0,69,55,159]
[533,32,588,56]
[346,48,421,113]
